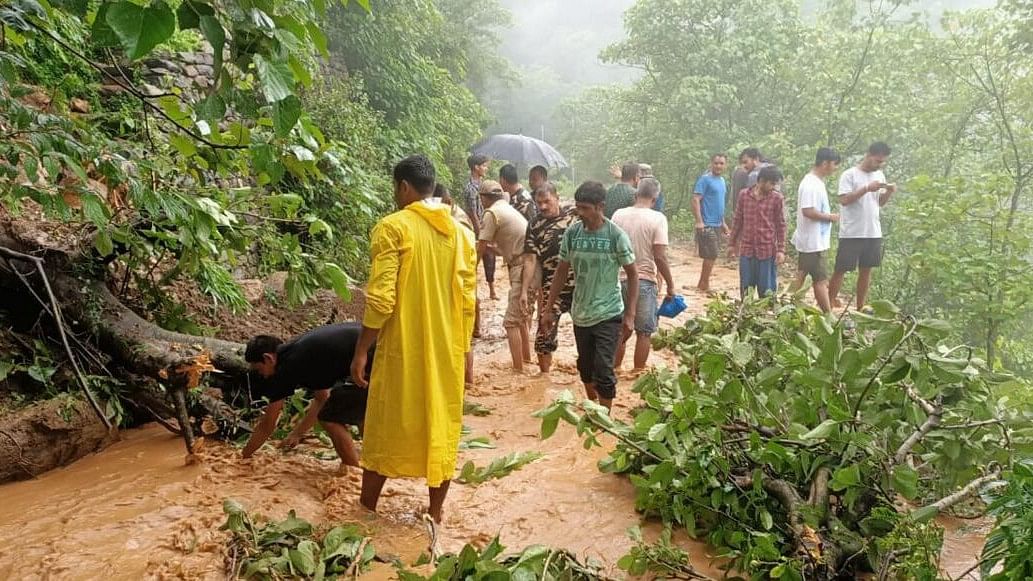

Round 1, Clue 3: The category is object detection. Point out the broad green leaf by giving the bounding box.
[81,193,109,225]
[272,95,302,137]
[321,262,352,302]
[106,0,176,60]
[254,54,295,103]
[289,539,318,576]
[759,509,773,530]
[169,134,197,157]
[892,465,919,500]
[175,0,213,29]
[199,15,225,76]
[540,414,559,439]
[800,419,837,442]
[307,217,333,240]
[94,230,114,257]
[911,504,939,523]
[830,463,861,491]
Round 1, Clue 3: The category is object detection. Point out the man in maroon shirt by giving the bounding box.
[728,166,786,298]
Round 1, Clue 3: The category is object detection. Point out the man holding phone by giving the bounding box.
[828,142,897,310]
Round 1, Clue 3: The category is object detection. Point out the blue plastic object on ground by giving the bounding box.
[657,294,687,320]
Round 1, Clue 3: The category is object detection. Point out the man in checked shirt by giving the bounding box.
[728,166,786,298]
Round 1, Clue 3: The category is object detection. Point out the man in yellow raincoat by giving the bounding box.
[350,154,477,523]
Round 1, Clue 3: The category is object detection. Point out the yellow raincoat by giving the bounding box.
[360,199,477,486]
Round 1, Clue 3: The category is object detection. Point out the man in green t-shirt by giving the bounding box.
[542,181,638,411]
[604,162,640,219]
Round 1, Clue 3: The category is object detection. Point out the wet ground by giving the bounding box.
[0,247,987,579]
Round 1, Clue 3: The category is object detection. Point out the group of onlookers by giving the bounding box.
[690,142,896,312]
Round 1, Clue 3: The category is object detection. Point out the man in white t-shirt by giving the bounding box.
[828,142,898,310]
[789,148,841,312]
[612,178,675,371]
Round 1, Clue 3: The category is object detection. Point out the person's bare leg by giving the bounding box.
[488,281,498,301]
[584,382,599,402]
[322,421,360,468]
[788,271,807,294]
[828,271,846,309]
[519,323,532,364]
[360,469,388,513]
[428,480,451,523]
[506,326,523,372]
[537,352,552,373]
[464,351,473,386]
[813,280,832,313]
[855,267,873,310]
[632,332,651,370]
[614,337,629,370]
[473,299,482,338]
[697,259,716,291]
[599,398,613,411]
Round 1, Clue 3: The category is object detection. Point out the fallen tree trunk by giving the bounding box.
[0,397,117,482]
[0,221,249,477]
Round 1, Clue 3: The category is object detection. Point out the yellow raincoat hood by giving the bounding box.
[406,199,456,237]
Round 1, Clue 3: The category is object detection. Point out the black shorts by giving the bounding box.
[797,251,829,283]
[317,383,367,426]
[695,227,721,260]
[835,238,882,272]
[572,316,622,400]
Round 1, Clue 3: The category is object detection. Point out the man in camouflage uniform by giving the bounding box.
[519,181,576,373]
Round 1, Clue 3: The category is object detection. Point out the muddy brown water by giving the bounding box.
[0,249,987,579]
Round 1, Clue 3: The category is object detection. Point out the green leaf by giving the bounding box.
[272,95,302,137]
[911,504,939,523]
[800,419,837,442]
[759,509,773,530]
[175,0,213,30]
[307,217,333,240]
[94,230,114,257]
[169,134,198,157]
[830,464,861,491]
[81,193,109,225]
[892,465,919,500]
[289,539,318,576]
[321,263,352,302]
[540,414,560,439]
[0,360,14,382]
[106,0,176,60]
[254,54,295,103]
[199,15,225,74]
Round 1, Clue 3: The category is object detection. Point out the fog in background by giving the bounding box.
[481,0,995,146]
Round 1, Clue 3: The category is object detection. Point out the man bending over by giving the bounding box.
[242,322,373,471]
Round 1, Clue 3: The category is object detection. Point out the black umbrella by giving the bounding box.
[470,134,569,168]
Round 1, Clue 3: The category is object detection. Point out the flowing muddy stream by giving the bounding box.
[0,248,987,579]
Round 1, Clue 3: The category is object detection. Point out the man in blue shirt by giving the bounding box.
[692,153,729,292]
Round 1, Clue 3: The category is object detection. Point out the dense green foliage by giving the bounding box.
[556,0,1033,374]
[980,460,1033,580]
[538,297,1027,578]
[222,499,376,579]
[0,0,497,314]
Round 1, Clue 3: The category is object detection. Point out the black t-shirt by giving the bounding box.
[252,323,373,404]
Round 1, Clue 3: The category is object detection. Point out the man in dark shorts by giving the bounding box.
[541,180,638,411]
[789,147,841,312]
[241,322,374,471]
[828,142,897,310]
[692,153,729,292]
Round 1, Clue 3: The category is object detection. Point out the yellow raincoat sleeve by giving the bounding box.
[363,220,402,330]
[458,228,477,352]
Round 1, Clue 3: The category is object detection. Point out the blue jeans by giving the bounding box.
[739,256,777,298]
[621,279,658,334]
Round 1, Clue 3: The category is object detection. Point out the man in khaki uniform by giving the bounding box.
[477,180,531,373]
